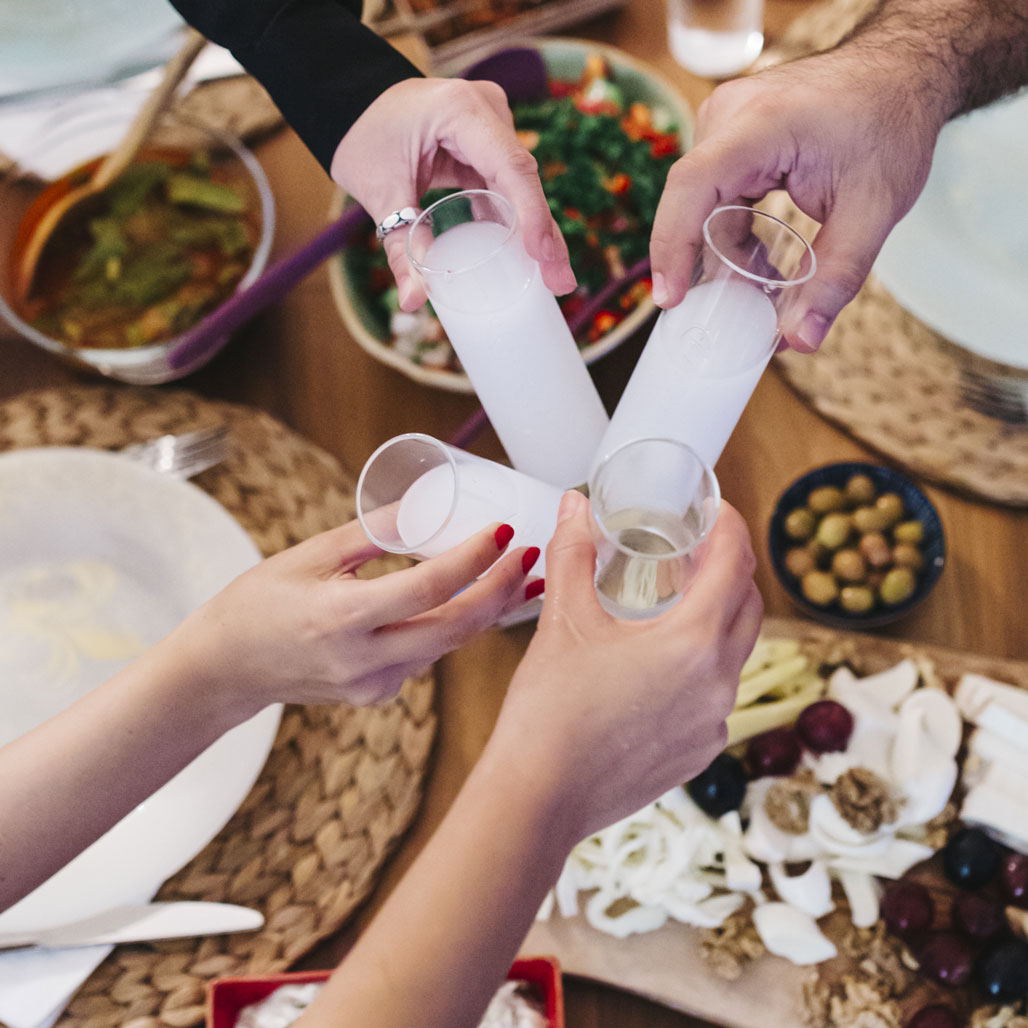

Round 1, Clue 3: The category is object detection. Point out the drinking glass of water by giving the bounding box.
[406,190,609,489]
[589,437,720,620]
[597,204,815,472]
[356,432,563,574]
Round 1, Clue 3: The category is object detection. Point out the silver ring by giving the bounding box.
[375,206,421,241]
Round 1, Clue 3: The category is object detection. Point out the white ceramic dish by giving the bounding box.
[0,0,184,101]
[0,447,281,934]
[874,91,1028,374]
[327,36,693,394]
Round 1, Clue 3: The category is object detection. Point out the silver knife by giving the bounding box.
[0,901,264,952]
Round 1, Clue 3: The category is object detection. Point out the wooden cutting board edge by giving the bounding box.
[521,617,1028,1026]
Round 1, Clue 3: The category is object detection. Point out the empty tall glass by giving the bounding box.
[596,205,815,470]
[406,190,609,489]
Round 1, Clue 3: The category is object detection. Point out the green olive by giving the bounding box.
[844,473,877,507]
[807,485,846,514]
[807,540,832,568]
[831,548,867,583]
[784,546,817,578]
[894,520,925,544]
[893,543,925,572]
[784,507,817,542]
[859,531,893,568]
[840,585,876,614]
[853,506,893,534]
[802,570,839,607]
[875,492,906,528]
[815,512,853,550]
[879,567,917,605]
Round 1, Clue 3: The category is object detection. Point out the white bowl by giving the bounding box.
[327,37,693,393]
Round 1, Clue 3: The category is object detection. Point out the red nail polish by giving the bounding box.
[521,546,541,574]
[525,579,545,601]
[494,524,515,550]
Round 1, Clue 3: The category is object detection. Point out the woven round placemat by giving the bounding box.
[0,386,437,1028]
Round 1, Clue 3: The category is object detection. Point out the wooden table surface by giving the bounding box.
[3,0,1027,1023]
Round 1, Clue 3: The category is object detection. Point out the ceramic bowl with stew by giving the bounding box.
[0,92,274,384]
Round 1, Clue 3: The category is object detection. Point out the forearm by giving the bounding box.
[0,630,246,913]
[842,0,1028,123]
[168,0,422,171]
[299,736,576,1028]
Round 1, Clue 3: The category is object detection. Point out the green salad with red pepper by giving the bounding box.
[346,55,682,373]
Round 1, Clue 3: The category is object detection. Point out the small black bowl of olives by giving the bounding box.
[769,462,945,629]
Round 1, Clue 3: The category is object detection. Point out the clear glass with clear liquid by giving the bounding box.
[594,506,703,619]
[667,0,764,78]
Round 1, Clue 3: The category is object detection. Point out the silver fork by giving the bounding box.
[120,424,230,478]
[958,370,1028,425]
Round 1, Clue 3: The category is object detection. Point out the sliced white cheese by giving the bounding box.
[848,659,920,710]
[957,672,1028,724]
[978,702,1028,752]
[584,889,668,938]
[752,902,838,965]
[967,727,1028,777]
[769,860,834,918]
[836,869,880,928]
[961,784,1028,853]
[808,793,892,855]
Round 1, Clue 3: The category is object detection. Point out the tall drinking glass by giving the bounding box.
[589,437,720,620]
[597,205,815,470]
[356,433,563,575]
[406,190,609,489]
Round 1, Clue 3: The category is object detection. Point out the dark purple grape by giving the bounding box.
[882,880,935,940]
[952,892,1006,942]
[686,753,747,818]
[905,1004,962,1028]
[917,931,975,987]
[796,699,854,754]
[943,828,1000,890]
[975,938,1028,1002]
[1001,851,1028,907]
[745,728,802,778]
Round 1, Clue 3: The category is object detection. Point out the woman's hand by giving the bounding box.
[487,491,763,844]
[172,518,541,714]
[330,77,577,310]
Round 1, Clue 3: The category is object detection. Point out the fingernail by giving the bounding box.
[541,232,558,263]
[795,312,830,352]
[557,490,585,523]
[525,578,545,601]
[651,271,668,307]
[494,523,515,550]
[521,546,541,573]
[398,279,415,309]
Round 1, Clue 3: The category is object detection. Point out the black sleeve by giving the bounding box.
[168,0,424,173]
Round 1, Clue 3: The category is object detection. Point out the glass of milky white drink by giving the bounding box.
[596,205,815,472]
[406,190,608,490]
[588,437,719,620]
[355,432,563,574]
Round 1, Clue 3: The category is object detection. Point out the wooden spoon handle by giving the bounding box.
[92,27,209,190]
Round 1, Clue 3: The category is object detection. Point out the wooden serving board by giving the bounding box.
[521,617,1028,1027]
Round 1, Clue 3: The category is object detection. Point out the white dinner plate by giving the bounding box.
[0,0,184,102]
[874,91,1028,372]
[0,447,281,933]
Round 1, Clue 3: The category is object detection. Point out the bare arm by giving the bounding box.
[297,493,762,1028]
[650,0,1028,350]
[0,521,537,913]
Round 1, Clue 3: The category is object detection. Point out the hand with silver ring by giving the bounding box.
[331,78,576,311]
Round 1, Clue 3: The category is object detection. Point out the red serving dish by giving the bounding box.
[207,956,564,1028]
